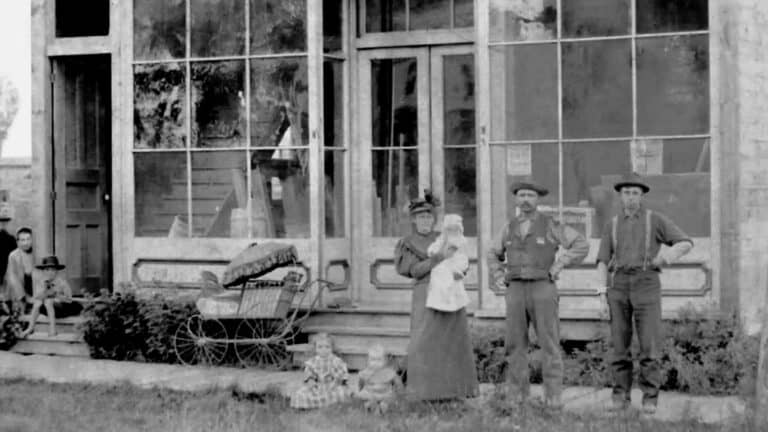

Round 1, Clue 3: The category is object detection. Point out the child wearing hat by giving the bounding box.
[21,255,82,337]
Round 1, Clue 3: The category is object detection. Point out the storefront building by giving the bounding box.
[29,0,768,335]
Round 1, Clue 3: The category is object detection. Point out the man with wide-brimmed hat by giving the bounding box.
[487,178,589,408]
[21,255,83,337]
[0,203,17,304]
[595,173,692,414]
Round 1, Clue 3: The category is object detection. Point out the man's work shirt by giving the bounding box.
[596,206,692,271]
[487,211,590,278]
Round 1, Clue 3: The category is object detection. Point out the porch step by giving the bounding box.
[20,314,84,334]
[302,307,413,330]
[10,332,90,357]
[288,343,407,372]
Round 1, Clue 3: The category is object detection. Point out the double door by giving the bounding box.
[354,45,477,308]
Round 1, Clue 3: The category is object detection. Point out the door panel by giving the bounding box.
[52,56,112,296]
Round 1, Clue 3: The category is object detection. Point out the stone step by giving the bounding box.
[10,332,89,357]
[20,314,84,334]
[302,325,410,357]
[288,343,407,372]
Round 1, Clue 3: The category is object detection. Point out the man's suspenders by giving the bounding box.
[610,209,653,271]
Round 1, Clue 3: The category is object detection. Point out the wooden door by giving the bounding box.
[52,56,112,296]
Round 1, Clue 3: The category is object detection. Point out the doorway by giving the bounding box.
[51,55,112,296]
[355,45,476,308]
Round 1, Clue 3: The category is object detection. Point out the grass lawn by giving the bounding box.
[0,379,758,432]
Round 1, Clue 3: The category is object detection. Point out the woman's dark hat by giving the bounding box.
[613,173,650,193]
[36,256,66,270]
[511,178,549,196]
[407,189,442,215]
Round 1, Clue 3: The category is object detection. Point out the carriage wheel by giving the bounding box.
[173,315,229,366]
[234,319,291,369]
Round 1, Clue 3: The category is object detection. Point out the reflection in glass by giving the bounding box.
[490,45,557,141]
[562,141,631,238]
[190,151,248,237]
[251,0,307,54]
[410,0,450,30]
[443,54,475,146]
[562,40,632,138]
[134,152,188,237]
[562,0,630,37]
[637,0,708,33]
[489,0,557,42]
[190,0,245,57]
[372,150,419,237]
[637,35,709,135]
[489,144,559,236]
[134,0,185,60]
[454,0,474,28]
[134,63,186,149]
[191,61,246,148]
[323,0,343,53]
[372,58,418,149]
[324,60,344,148]
[366,0,406,33]
[444,148,477,236]
[250,58,309,149]
[249,150,310,238]
[663,138,710,174]
[325,150,346,237]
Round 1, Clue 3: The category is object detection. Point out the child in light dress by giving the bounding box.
[356,344,403,414]
[290,333,351,409]
[426,214,471,311]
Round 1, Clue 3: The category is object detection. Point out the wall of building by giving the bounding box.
[0,157,35,235]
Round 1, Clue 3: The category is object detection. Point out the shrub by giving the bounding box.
[470,308,760,396]
[140,297,198,363]
[0,303,23,350]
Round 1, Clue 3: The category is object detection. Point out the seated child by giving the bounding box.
[290,333,351,409]
[426,214,470,312]
[21,256,82,338]
[356,344,403,414]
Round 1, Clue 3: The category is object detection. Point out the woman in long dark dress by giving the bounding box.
[394,191,478,401]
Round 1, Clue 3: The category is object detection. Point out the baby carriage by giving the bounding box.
[172,242,331,369]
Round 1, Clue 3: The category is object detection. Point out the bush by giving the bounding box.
[80,293,197,363]
[0,303,24,350]
[470,309,760,396]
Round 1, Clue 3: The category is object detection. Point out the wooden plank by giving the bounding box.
[356,29,474,49]
[46,37,112,56]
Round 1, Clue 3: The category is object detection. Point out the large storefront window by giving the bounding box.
[488,0,710,239]
[133,0,313,238]
[362,0,473,34]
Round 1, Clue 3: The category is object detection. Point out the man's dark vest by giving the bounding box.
[503,214,558,281]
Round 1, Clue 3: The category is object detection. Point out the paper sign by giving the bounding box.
[631,138,663,175]
[506,144,532,176]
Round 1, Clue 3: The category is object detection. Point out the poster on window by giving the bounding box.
[631,138,663,175]
[506,144,532,176]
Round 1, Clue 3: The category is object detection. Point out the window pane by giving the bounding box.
[324,60,344,148]
[250,57,309,148]
[325,150,346,237]
[134,152,188,237]
[637,0,708,33]
[191,61,246,148]
[443,54,475,145]
[134,0,185,60]
[366,0,406,33]
[454,0,474,28]
[637,35,709,135]
[371,58,418,149]
[250,150,310,238]
[562,0,630,37]
[134,63,186,149]
[489,143,559,236]
[410,0,450,30]
[562,141,631,238]
[251,0,307,54]
[444,148,477,237]
[662,138,710,174]
[189,151,247,237]
[659,138,710,236]
[323,0,343,54]
[57,0,109,37]
[489,0,557,42]
[190,0,245,57]
[372,149,418,237]
[562,40,632,138]
[490,45,557,141]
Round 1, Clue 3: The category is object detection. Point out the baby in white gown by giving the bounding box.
[426,214,470,312]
